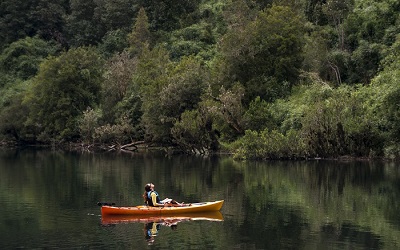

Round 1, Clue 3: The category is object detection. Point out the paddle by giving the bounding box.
[188,202,206,206]
[97,201,204,207]
[97,202,116,206]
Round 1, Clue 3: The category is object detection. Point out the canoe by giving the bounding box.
[101,211,224,225]
[101,200,224,216]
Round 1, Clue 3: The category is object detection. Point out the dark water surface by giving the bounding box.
[1,149,400,249]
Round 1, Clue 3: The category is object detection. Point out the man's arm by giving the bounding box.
[151,192,163,206]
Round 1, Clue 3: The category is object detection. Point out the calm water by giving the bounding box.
[1,149,400,249]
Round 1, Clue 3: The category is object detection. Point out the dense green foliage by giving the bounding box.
[24,47,104,142]
[0,0,399,159]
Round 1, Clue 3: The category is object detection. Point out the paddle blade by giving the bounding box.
[97,202,116,206]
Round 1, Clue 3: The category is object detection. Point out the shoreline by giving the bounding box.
[0,141,398,162]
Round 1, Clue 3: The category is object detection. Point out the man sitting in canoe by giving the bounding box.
[143,183,183,207]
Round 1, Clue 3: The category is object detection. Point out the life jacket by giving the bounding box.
[146,190,160,206]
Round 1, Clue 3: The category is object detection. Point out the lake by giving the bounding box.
[1,149,399,249]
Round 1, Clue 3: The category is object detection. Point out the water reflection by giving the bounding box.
[1,149,400,249]
[101,212,224,245]
[101,211,224,225]
[227,160,400,249]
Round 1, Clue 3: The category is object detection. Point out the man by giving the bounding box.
[143,183,181,206]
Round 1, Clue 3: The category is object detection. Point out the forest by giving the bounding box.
[0,0,399,159]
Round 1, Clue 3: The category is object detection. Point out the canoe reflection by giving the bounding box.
[101,211,224,225]
[101,211,224,245]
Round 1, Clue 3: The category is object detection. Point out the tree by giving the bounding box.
[217,4,305,104]
[304,0,329,25]
[223,0,257,29]
[159,56,206,122]
[136,0,201,32]
[372,36,400,152]
[95,0,136,32]
[78,107,101,144]
[322,0,354,50]
[0,0,68,49]
[171,105,218,154]
[98,29,130,58]
[342,0,400,85]
[29,0,68,44]
[136,49,210,145]
[127,7,151,55]
[0,0,33,49]
[348,41,384,84]
[0,81,31,142]
[0,37,59,79]
[135,46,171,144]
[302,28,330,81]
[243,96,275,132]
[167,22,216,60]
[206,84,246,142]
[101,51,137,124]
[64,0,104,47]
[24,47,104,142]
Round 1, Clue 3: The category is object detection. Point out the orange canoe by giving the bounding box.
[101,200,224,216]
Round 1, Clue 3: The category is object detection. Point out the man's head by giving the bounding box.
[145,183,155,192]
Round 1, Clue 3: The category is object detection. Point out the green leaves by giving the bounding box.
[160,56,206,118]
[167,22,216,60]
[0,0,398,156]
[0,37,58,79]
[25,47,104,142]
[136,0,201,31]
[0,0,67,49]
[218,4,305,104]
[138,51,208,145]
[134,46,171,143]
[127,7,151,56]
[78,107,102,143]
[231,128,305,160]
[101,51,137,124]
[369,37,400,154]
[171,107,216,154]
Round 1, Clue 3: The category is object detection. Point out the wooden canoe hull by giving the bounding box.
[101,200,224,216]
